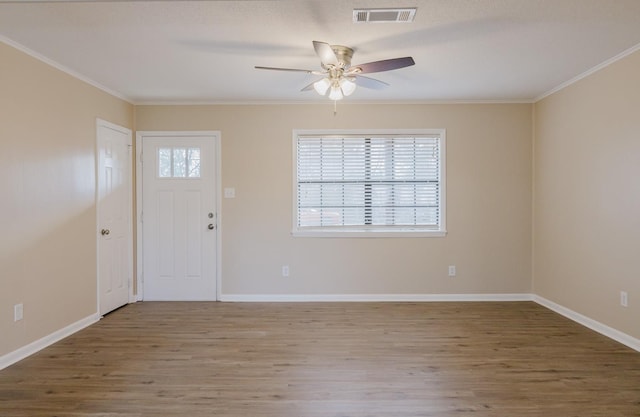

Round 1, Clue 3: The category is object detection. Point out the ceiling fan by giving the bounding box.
[255,41,415,101]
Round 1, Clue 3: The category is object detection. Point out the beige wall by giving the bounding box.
[0,42,133,356]
[534,50,640,339]
[5,30,636,360]
[136,103,533,297]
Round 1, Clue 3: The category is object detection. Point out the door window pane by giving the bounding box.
[158,148,172,178]
[157,147,202,179]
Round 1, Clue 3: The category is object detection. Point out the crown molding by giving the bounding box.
[535,42,640,102]
[1,35,133,104]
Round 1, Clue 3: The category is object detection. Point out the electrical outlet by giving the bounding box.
[14,303,23,322]
[448,265,456,277]
[620,291,628,307]
[282,265,290,277]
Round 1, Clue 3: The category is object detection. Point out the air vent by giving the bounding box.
[353,8,417,23]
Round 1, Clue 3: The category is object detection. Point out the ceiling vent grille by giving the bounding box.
[353,8,417,23]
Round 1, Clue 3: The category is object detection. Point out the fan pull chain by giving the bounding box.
[334,100,337,116]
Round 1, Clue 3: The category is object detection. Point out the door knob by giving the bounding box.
[101,229,110,236]
[208,224,215,230]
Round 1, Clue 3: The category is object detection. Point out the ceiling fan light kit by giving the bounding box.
[318,76,356,101]
[312,44,356,101]
[339,78,356,96]
[328,84,344,101]
[255,41,415,101]
[313,77,331,95]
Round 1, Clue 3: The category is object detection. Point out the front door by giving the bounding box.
[97,119,132,315]
[141,133,217,300]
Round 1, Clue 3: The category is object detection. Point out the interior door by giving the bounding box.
[97,120,132,315]
[141,134,217,300]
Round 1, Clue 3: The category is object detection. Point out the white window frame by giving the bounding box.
[292,129,447,238]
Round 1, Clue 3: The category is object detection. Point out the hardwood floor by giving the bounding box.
[1,302,639,416]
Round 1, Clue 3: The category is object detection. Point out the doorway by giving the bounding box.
[136,131,220,300]
[97,119,133,315]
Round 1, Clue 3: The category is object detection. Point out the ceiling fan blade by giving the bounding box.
[348,57,415,74]
[313,41,339,67]
[255,66,315,73]
[301,81,319,92]
[353,75,390,90]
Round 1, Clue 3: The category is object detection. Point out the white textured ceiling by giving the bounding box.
[1,0,639,104]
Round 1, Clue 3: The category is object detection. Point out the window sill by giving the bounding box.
[292,229,447,238]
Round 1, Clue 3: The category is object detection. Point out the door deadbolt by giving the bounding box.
[208,224,215,230]
[101,229,110,236]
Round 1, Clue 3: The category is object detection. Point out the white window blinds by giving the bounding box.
[295,132,445,235]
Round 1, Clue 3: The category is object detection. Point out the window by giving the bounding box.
[158,147,201,178]
[294,130,446,237]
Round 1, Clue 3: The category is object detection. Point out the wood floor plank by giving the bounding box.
[0,302,639,416]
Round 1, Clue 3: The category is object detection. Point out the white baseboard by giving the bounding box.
[220,293,534,302]
[533,295,640,352]
[0,313,100,371]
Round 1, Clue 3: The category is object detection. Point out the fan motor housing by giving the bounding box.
[330,45,354,69]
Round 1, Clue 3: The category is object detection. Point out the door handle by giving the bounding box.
[101,229,110,236]
[207,224,215,230]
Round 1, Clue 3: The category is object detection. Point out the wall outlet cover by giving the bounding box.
[14,303,23,321]
[620,291,628,307]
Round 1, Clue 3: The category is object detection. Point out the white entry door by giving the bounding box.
[141,133,217,300]
[97,119,132,315]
